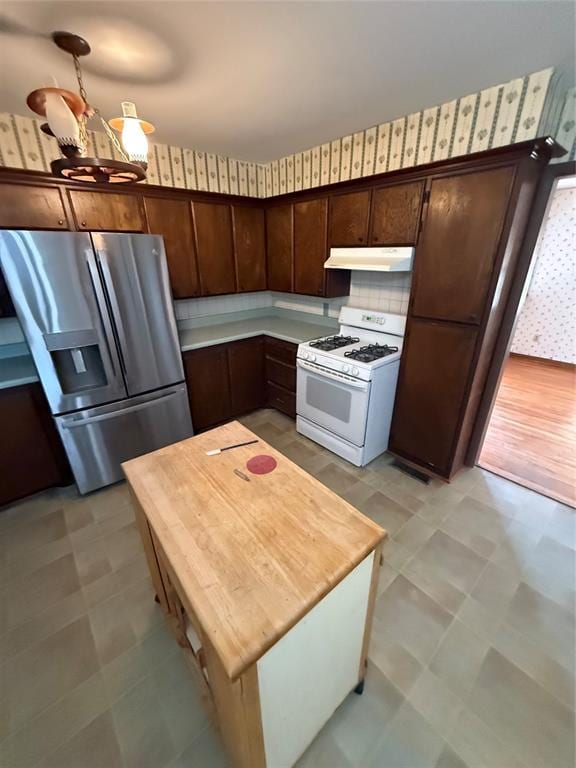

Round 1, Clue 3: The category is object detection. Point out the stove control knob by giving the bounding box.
[342,364,350,373]
[351,366,360,376]
[309,354,317,362]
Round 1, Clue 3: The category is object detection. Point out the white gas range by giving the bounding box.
[296,306,406,467]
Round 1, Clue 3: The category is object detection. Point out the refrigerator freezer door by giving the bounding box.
[92,233,184,396]
[0,230,127,414]
[55,384,193,494]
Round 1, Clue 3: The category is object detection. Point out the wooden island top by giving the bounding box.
[123,420,386,680]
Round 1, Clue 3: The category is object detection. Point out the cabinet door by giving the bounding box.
[144,197,200,298]
[294,198,328,296]
[0,383,71,506]
[233,207,266,292]
[329,190,371,246]
[192,202,236,296]
[228,337,265,415]
[389,319,477,476]
[69,190,145,231]
[0,183,68,229]
[266,205,293,292]
[411,168,515,324]
[183,345,232,431]
[370,181,424,245]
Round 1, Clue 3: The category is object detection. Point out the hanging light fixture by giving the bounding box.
[26,31,155,184]
[108,102,155,169]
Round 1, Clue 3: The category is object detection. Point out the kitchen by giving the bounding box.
[1,3,575,768]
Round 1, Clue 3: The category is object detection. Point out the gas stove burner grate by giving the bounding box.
[344,343,399,363]
[309,335,360,351]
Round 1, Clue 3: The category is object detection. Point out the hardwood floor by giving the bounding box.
[479,354,576,507]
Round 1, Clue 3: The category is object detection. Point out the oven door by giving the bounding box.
[296,359,371,446]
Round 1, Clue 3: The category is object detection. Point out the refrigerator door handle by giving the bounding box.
[84,248,125,381]
[93,248,129,377]
[61,388,184,428]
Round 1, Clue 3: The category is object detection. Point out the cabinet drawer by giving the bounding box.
[267,382,296,419]
[266,357,296,392]
[265,336,297,366]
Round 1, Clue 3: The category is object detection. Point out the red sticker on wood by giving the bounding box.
[246,454,277,475]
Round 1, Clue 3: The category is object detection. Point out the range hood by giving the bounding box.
[324,246,414,272]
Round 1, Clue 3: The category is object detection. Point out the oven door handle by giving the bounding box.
[297,359,371,391]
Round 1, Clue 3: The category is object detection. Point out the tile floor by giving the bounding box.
[0,408,574,768]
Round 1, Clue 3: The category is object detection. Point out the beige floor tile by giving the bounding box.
[403,531,487,614]
[279,438,319,468]
[315,462,363,495]
[408,668,463,741]
[61,497,95,534]
[435,745,471,768]
[296,726,352,768]
[369,615,424,695]
[456,595,503,643]
[447,708,529,768]
[375,562,398,597]
[352,490,414,535]
[0,509,68,560]
[521,535,576,613]
[82,568,124,609]
[544,503,576,551]
[1,552,81,634]
[87,482,132,522]
[504,582,575,670]
[167,725,229,768]
[89,591,139,666]
[0,589,86,663]
[101,521,143,573]
[471,473,556,533]
[375,574,453,664]
[489,519,542,576]
[111,673,178,768]
[3,616,100,736]
[35,711,124,768]
[469,648,574,768]
[440,496,512,558]
[0,672,109,768]
[365,700,446,768]
[73,538,112,587]
[4,533,73,585]
[326,663,404,765]
[430,620,490,699]
[470,561,521,617]
[0,491,63,532]
[492,621,575,709]
[392,515,436,556]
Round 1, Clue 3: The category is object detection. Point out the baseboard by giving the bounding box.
[509,352,575,371]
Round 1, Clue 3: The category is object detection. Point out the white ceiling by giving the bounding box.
[0,1,574,163]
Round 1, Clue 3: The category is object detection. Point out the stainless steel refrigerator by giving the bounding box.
[0,230,193,494]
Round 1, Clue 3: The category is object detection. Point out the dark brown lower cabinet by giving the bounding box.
[265,337,297,419]
[0,383,71,506]
[184,337,266,432]
[228,337,265,415]
[389,320,478,477]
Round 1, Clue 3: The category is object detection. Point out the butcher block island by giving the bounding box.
[123,420,386,768]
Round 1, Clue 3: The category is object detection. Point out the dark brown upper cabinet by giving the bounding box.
[294,198,328,296]
[68,190,145,231]
[329,190,371,246]
[266,204,293,292]
[232,206,266,292]
[228,336,266,415]
[192,201,236,296]
[0,183,68,229]
[369,181,424,245]
[411,167,515,324]
[389,319,478,477]
[144,196,200,299]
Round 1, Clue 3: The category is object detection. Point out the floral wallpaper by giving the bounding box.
[511,186,576,364]
[0,67,573,198]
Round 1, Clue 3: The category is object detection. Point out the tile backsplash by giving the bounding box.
[0,271,412,348]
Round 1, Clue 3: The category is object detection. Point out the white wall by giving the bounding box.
[511,185,576,364]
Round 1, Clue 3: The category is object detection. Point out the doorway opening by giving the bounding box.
[478,175,576,507]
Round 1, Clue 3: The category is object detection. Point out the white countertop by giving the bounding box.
[0,311,338,390]
[0,352,38,390]
[179,312,336,351]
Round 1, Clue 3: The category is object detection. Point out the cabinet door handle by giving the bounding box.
[58,219,64,225]
[81,221,87,227]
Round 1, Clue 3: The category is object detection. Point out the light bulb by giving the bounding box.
[121,117,148,164]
